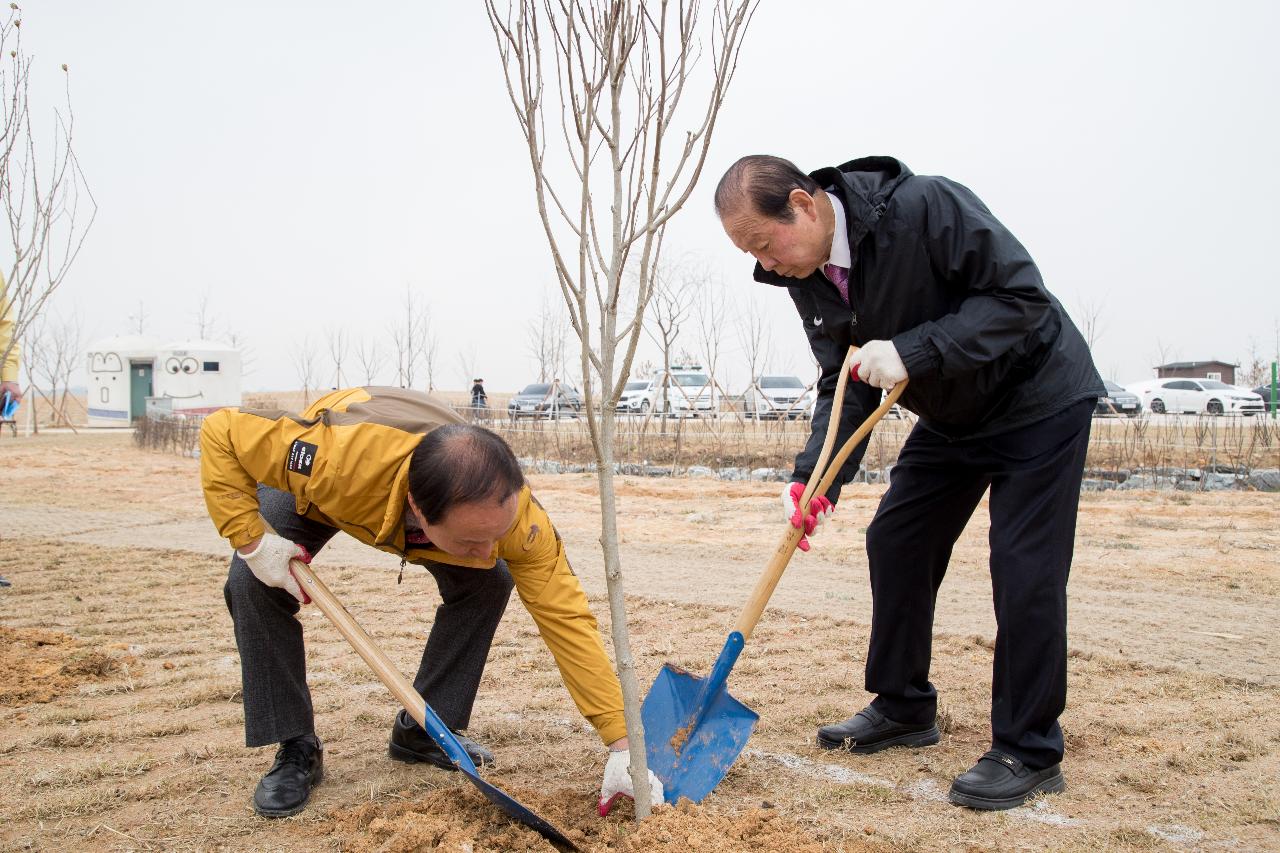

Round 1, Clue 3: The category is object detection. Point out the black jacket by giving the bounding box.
[754,156,1104,499]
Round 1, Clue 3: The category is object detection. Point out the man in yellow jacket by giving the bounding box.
[200,386,660,817]
[0,275,18,588]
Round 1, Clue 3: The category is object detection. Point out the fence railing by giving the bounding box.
[135,407,1280,488]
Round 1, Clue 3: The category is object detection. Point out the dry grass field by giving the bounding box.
[1,432,1278,851]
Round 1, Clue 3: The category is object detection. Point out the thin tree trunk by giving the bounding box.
[595,411,650,816]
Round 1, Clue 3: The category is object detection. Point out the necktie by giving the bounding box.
[823,263,850,306]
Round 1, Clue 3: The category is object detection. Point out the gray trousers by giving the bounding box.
[223,485,515,747]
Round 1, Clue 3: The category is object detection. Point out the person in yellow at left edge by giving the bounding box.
[199,386,661,818]
[0,271,19,589]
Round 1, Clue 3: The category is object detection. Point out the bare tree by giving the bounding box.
[292,335,320,407]
[1075,294,1105,352]
[527,287,568,383]
[423,316,440,392]
[225,328,257,378]
[355,337,383,386]
[193,290,217,339]
[736,289,773,392]
[486,0,755,817]
[456,343,481,393]
[390,285,430,387]
[0,11,96,379]
[1151,338,1177,377]
[325,325,349,388]
[645,260,699,417]
[692,265,729,407]
[127,299,147,335]
[24,308,81,428]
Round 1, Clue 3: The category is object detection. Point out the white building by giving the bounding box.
[84,337,241,426]
[85,335,160,427]
[152,339,242,416]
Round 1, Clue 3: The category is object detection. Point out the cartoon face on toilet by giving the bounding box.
[158,354,206,402]
[87,350,128,415]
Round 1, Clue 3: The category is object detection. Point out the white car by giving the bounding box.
[618,379,657,414]
[655,367,716,417]
[744,375,814,420]
[1127,378,1264,416]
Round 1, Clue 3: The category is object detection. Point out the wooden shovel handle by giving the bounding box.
[733,350,907,640]
[285,557,429,729]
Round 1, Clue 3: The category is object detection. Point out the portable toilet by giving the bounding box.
[85,335,160,426]
[153,339,242,415]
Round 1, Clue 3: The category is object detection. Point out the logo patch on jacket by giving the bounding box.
[287,440,318,476]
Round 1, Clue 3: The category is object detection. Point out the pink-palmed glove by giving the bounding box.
[236,534,312,604]
[781,482,834,552]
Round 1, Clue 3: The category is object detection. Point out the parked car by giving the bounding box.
[1126,378,1264,416]
[618,378,658,414]
[1251,383,1279,410]
[654,366,716,417]
[507,382,582,420]
[1095,380,1142,417]
[744,375,814,420]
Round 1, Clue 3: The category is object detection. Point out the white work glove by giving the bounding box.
[598,748,665,816]
[236,533,311,604]
[852,340,908,390]
[780,482,834,553]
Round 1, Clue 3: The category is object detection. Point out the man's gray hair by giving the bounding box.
[714,155,820,223]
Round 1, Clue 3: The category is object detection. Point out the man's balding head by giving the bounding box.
[714,155,821,223]
[408,424,524,524]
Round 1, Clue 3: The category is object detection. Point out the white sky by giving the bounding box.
[19,0,1280,393]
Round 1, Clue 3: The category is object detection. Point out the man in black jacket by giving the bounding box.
[715,155,1104,810]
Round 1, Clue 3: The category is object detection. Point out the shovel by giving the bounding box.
[642,347,906,804]
[286,556,580,851]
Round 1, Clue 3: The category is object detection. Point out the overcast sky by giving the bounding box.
[18,0,1280,393]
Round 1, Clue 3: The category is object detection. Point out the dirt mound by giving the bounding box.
[327,786,854,852]
[0,626,134,706]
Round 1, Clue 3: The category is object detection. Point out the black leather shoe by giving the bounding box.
[388,709,494,771]
[253,734,323,818]
[816,706,940,753]
[948,750,1065,810]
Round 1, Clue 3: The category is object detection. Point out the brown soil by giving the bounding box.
[0,626,134,706]
[1,432,1278,852]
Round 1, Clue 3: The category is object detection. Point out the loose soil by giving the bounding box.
[1,432,1278,851]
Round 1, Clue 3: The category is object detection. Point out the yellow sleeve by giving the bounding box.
[0,280,18,383]
[501,489,627,745]
[199,407,326,549]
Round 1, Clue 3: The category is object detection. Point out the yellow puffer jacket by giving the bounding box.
[200,386,625,744]
[0,274,19,383]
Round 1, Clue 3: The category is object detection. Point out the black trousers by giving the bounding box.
[223,486,515,747]
[864,399,1094,770]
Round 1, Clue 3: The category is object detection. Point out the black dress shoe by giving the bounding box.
[816,706,940,753]
[948,750,1065,810]
[388,709,494,770]
[253,734,323,818]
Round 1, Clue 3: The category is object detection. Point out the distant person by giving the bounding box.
[715,155,1103,810]
[1,272,19,588]
[199,386,660,818]
[470,378,487,409]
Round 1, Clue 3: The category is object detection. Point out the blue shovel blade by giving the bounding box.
[642,633,759,804]
[1,391,17,420]
[417,700,578,851]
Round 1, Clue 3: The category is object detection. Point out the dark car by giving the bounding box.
[1252,383,1279,411]
[507,383,582,420]
[1095,380,1142,417]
